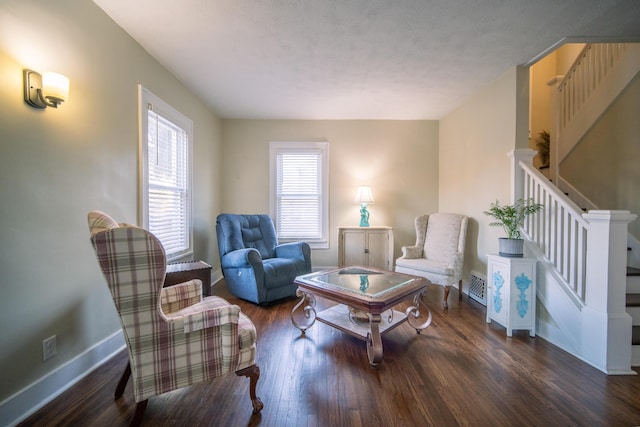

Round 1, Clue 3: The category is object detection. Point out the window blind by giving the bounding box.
[147,109,190,257]
[276,150,323,240]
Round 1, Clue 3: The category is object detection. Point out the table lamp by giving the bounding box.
[354,185,375,227]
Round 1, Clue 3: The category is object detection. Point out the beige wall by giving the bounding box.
[220,120,439,268]
[439,67,526,283]
[0,0,222,402]
[529,51,556,169]
[528,43,585,170]
[555,43,586,74]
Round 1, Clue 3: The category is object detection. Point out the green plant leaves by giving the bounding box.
[483,198,543,239]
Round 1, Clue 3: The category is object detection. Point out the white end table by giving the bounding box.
[486,254,537,337]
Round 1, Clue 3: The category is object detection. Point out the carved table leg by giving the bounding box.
[366,314,383,367]
[236,364,264,414]
[406,292,433,334]
[290,289,316,335]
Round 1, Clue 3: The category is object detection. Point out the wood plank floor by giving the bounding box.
[20,281,640,427]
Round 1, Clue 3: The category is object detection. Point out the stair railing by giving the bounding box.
[550,43,640,183]
[518,155,588,302]
[557,44,627,135]
[512,149,637,374]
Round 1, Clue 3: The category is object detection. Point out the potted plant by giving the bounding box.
[484,198,543,257]
[535,130,550,169]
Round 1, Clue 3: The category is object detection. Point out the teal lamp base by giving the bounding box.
[359,203,370,227]
[359,275,369,292]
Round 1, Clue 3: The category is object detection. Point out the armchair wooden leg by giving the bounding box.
[129,400,148,427]
[443,286,450,309]
[458,279,462,300]
[115,361,131,399]
[236,364,264,414]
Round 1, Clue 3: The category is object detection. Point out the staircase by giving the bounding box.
[549,43,640,180]
[512,151,636,375]
[550,186,640,366]
[628,266,640,363]
[538,42,640,370]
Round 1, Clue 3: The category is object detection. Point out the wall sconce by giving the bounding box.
[354,185,375,227]
[23,69,69,109]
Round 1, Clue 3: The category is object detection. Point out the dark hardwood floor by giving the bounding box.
[20,281,640,427]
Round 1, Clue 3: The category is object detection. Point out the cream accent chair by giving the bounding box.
[395,213,468,308]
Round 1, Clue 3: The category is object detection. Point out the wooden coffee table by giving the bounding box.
[291,266,432,366]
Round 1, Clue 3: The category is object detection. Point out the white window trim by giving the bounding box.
[269,141,329,249]
[138,85,194,261]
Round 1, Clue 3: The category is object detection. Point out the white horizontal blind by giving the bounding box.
[147,109,189,254]
[271,142,328,248]
[139,85,193,261]
[147,109,189,256]
[276,150,322,239]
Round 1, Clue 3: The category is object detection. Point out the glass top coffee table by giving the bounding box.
[291,266,432,366]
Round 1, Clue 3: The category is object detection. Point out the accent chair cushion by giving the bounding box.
[166,295,257,350]
[424,213,464,263]
[395,258,455,276]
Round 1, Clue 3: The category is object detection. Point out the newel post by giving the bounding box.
[508,149,535,204]
[546,75,563,184]
[582,210,637,374]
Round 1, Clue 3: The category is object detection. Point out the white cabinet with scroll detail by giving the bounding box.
[338,226,394,270]
[486,254,537,337]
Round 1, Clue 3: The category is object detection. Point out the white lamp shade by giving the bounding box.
[42,72,69,103]
[354,186,375,204]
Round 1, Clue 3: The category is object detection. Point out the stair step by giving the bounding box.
[628,268,640,293]
[628,266,640,276]
[626,294,640,307]
[634,326,640,346]
[631,308,640,327]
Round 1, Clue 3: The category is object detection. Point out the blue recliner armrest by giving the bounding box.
[275,242,312,272]
[220,248,263,269]
[275,242,307,259]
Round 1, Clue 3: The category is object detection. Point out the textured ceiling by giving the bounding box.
[93,0,640,119]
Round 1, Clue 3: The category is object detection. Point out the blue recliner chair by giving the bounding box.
[216,214,312,304]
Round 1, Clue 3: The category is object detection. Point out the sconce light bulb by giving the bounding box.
[42,72,69,105]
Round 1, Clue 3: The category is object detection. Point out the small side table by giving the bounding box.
[486,255,536,337]
[338,226,394,270]
[165,261,212,297]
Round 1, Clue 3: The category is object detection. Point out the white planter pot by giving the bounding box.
[498,238,524,258]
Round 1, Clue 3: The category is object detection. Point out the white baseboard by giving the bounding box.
[536,318,575,356]
[0,330,125,427]
[212,268,224,285]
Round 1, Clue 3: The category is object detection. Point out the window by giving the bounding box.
[270,141,329,249]
[139,86,193,261]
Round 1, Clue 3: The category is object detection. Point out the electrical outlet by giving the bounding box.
[42,335,57,362]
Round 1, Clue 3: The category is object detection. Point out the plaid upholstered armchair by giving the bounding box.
[88,211,263,425]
